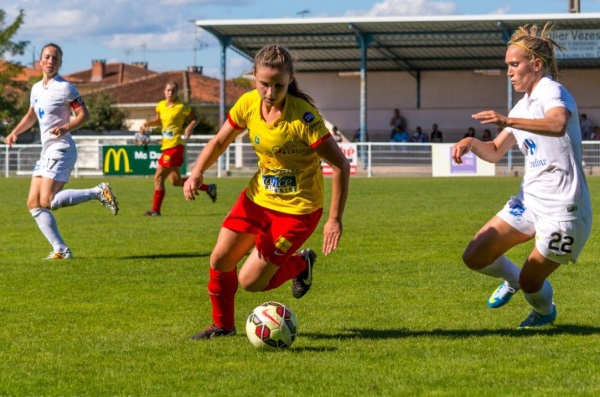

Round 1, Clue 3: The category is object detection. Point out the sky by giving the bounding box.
[3,0,600,78]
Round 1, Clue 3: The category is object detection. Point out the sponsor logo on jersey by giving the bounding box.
[262,175,298,194]
[272,143,298,155]
[524,138,537,155]
[275,236,292,253]
[302,112,315,123]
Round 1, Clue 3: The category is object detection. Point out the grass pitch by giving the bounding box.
[0,176,599,396]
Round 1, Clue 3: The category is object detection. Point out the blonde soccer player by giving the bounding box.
[452,23,592,329]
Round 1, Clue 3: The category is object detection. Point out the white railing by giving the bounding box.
[3,136,600,178]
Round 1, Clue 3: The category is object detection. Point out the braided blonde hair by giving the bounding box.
[508,22,565,81]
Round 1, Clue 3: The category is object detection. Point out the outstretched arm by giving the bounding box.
[452,130,516,164]
[472,106,569,137]
[183,120,240,201]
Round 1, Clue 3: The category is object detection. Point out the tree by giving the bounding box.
[0,9,29,136]
[84,92,130,131]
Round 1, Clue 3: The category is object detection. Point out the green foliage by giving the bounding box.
[0,177,600,395]
[193,111,218,135]
[84,92,130,131]
[0,9,29,136]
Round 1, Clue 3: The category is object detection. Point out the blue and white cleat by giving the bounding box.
[519,305,557,329]
[487,281,520,308]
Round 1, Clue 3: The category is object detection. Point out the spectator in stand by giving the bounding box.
[481,129,493,142]
[391,126,410,143]
[464,126,476,138]
[430,123,443,142]
[331,125,344,143]
[591,125,600,140]
[134,130,151,147]
[579,113,592,140]
[411,126,429,143]
[352,128,369,142]
[389,108,407,140]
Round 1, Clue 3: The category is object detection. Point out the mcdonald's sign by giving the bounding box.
[102,145,185,176]
[103,147,132,174]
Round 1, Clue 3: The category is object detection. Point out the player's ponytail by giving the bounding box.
[253,44,317,107]
[508,22,565,81]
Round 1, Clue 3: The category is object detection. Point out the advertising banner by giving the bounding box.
[431,143,495,177]
[103,145,186,176]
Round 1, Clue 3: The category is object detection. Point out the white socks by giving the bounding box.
[524,280,554,315]
[476,255,521,287]
[30,207,67,252]
[51,187,99,210]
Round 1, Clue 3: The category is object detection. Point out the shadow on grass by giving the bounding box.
[122,252,211,260]
[303,324,600,339]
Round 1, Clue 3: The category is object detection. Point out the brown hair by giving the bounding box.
[40,43,63,60]
[253,44,316,107]
[508,22,565,81]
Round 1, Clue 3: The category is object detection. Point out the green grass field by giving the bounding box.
[1,176,599,396]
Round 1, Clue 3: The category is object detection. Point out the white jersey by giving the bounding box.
[506,76,591,221]
[30,75,83,153]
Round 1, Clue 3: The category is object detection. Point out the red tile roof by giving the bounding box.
[65,62,157,85]
[87,70,251,105]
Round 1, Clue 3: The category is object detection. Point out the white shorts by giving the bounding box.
[33,142,77,183]
[497,196,592,264]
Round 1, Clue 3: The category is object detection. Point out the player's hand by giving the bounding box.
[322,218,342,256]
[472,110,507,127]
[4,134,17,147]
[451,138,473,164]
[183,174,204,201]
[50,126,67,137]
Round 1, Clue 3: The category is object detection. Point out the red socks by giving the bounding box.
[208,268,238,331]
[152,189,166,213]
[264,254,306,291]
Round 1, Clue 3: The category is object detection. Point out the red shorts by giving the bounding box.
[158,145,185,168]
[222,190,323,266]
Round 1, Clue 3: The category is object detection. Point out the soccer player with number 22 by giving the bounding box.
[452,22,592,329]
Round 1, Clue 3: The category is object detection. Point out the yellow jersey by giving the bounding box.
[228,90,331,214]
[156,100,192,150]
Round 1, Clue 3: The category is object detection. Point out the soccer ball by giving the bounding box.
[245,301,298,350]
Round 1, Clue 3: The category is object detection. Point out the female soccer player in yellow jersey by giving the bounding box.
[140,81,216,216]
[184,44,351,339]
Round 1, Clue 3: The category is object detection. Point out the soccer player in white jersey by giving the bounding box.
[451,23,592,329]
[4,43,119,260]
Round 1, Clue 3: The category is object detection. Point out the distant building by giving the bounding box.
[64,61,251,132]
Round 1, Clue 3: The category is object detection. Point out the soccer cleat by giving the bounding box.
[45,248,73,260]
[190,324,236,340]
[98,183,119,215]
[487,281,520,308]
[519,305,557,329]
[143,210,161,217]
[292,248,317,299]
[207,184,217,203]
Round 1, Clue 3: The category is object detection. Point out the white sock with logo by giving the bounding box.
[30,207,68,252]
[524,280,554,315]
[51,187,99,210]
[476,255,520,288]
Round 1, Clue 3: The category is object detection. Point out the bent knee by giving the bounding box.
[462,249,491,271]
[518,275,545,294]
